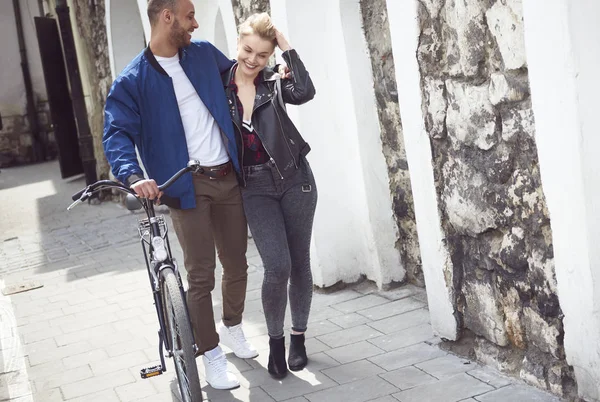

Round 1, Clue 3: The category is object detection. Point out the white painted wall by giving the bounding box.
[191,0,237,57]
[107,0,146,78]
[0,1,26,116]
[0,0,47,116]
[385,0,458,339]
[523,1,600,400]
[338,0,404,286]
[269,0,402,287]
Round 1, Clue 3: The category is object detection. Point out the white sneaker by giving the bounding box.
[218,322,259,359]
[202,346,240,390]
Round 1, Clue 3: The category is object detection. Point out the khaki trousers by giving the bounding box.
[169,169,248,354]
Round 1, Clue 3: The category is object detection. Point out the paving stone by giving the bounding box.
[0,378,32,401]
[34,365,93,390]
[28,341,92,366]
[307,306,346,323]
[367,309,430,335]
[379,366,437,390]
[22,326,63,344]
[60,369,136,399]
[90,350,150,376]
[115,379,158,401]
[67,388,121,402]
[305,320,343,339]
[54,323,115,347]
[30,387,64,401]
[366,397,397,402]
[332,294,390,314]
[317,325,384,348]
[416,354,475,379]
[324,340,384,364]
[62,348,109,369]
[328,313,371,329]
[368,323,434,352]
[207,385,276,402]
[392,373,493,402]
[357,298,426,321]
[305,376,399,402]
[260,369,338,401]
[322,360,385,384]
[104,336,151,357]
[311,290,362,309]
[368,343,446,371]
[475,384,562,401]
[466,367,512,388]
[304,337,330,356]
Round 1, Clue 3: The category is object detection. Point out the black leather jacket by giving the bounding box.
[222,49,316,186]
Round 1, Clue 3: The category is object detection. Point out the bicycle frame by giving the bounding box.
[69,161,204,380]
[138,198,198,376]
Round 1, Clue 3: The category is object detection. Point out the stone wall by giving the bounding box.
[417,0,575,396]
[230,0,271,27]
[360,0,423,286]
[70,0,112,179]
[0,102,56,167]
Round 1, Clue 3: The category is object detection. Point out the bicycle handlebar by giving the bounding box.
[70,160,203,203]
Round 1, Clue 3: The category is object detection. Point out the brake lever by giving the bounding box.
[67,189,92,211]
[67,199,82,211]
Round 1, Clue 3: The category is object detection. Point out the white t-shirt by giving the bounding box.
[155,54,229,167]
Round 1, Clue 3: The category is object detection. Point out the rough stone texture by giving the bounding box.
[230,0,271,27]
[360,0,423,286]
[485,0,527,70]
[445,80,498,150]
[489,71,529,106]
[443,0,487,78]
[0,101,56,167]
[463,280,508,346]
[422,77,447,139]
[69,0,112,179]
[417,0,576,397]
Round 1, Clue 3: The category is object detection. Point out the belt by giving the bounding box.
[243,161,274,174]
[193,161,232,179]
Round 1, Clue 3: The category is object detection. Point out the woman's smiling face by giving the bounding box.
[236,33,275,77]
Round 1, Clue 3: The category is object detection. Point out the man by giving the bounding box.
[103,0,257,390]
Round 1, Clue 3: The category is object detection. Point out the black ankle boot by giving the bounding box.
[268,336,288,379]
[288,333,308,371]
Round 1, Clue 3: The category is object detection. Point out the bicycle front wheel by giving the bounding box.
[161,268,202,402]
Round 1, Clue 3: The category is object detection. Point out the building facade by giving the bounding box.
[4,0,600,400]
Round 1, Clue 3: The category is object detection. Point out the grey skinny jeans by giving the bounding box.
[241,156,317,339]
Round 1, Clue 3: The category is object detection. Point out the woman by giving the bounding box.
[222,13,317,379]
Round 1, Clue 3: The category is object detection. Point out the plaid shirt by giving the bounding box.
[230,67,269,166]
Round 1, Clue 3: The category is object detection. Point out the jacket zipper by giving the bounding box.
[253,124,284,179]
[252,94,285,179]
[272,97,298,169]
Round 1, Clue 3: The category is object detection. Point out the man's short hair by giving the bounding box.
[147,0,178,26]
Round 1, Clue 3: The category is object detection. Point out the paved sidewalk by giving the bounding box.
[0,162,563,401]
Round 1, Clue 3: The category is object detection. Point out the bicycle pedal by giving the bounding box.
[140,365,164,379]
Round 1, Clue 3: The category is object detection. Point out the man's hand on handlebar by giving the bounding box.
[131,179,163,201]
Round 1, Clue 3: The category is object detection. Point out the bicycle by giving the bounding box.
[68,161,205,402]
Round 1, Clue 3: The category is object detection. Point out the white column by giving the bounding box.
[106,0,145,78]
[385,0,458,339]
[523,1,600,400]
[269,0,403,287]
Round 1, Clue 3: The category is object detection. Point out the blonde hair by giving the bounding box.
[238,13,276,45]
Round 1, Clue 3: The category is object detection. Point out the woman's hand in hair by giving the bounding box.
[275,28,291,52]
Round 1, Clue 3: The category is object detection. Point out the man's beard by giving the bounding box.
[169,18,189,48]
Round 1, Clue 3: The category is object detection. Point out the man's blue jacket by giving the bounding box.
[103,40,237,209]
